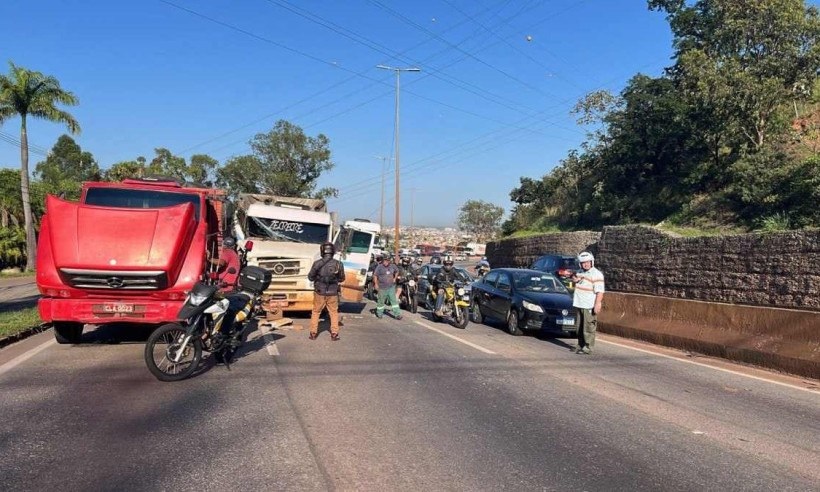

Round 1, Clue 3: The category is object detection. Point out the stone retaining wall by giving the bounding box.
[487,226,820,311]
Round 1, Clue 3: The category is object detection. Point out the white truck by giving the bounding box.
[233,194,335,313]
[334,218,382,302]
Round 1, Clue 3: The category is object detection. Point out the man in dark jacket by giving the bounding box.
[307,242,346,341]
[433,258,459,316]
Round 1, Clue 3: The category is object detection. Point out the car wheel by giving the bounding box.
[470,299,483,324]
[506,309,523,336]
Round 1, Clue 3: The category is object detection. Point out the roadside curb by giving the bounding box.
[0,324,49,350]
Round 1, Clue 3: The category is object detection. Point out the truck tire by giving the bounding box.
[53,322,83,344]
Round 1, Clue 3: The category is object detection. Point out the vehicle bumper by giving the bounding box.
[522,311,578,335]
[263,290,315,313]
[38,297,184,325]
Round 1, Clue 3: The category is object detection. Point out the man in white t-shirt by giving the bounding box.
[571,251,605,355]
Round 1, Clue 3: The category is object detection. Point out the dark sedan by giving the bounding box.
[469,268,578,336]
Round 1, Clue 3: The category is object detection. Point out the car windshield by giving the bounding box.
[512,272,568,293]
[559,258,579,270]
[84,187,201,220]
[247,216,330,243]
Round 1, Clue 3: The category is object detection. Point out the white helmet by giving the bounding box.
[577,251,594,266]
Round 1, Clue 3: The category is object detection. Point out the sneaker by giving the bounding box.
[375,313,384,319]
[582,347,592,355]
[574,347,585,354]
[434,310,444,317]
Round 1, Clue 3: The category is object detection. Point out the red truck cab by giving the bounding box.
[36,177,226,343]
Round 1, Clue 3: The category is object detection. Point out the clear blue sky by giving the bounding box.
[1,0,677,227]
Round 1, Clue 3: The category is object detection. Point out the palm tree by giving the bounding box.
[0,62,80,271]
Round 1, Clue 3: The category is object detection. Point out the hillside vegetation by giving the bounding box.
[505,0,820,236]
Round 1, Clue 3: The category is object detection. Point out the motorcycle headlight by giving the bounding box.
[523,300,543,313]
[189,292,210,306]
[457,287,465,296]
[408,280,416,287]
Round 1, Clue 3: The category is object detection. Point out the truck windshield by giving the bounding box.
[84,188,201,220]
[247,216,330,244]
[345,230,374,254]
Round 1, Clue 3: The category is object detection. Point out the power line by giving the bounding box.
[0,131,49,156]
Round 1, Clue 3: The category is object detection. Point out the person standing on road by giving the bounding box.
[572,251,604,355]
[373,255,402,319]
[307,242,346,341]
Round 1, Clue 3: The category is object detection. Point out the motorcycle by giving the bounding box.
[144,246,271,381]
[429,280,470,329]
[397,271,418,314]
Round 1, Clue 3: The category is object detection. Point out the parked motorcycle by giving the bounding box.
[144,263,271,382]
[429,280,470,329]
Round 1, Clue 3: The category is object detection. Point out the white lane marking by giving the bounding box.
[599,339,819,394]
[0,336,56,376]
[413,320,496,355]
[262,327,279,356]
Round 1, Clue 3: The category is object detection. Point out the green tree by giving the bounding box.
[458,200,504,242]
[0,62,80,271]
[216,120,337,198]
[103,157,146,182]
[0,168,23,228]
[34,134,99,200]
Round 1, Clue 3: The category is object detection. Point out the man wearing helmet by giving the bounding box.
[395,256,414,301]
[433,258,459,316]
[571,251,605,355]
[307,242,346,341]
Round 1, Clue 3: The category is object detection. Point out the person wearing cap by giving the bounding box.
[571,251,605,354]
[373,255,402,319]
[307,242,346,341]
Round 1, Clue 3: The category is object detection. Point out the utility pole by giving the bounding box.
[374,155,389,230]
[377,64,421,257]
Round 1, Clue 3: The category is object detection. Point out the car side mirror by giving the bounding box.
[227,267,237,274]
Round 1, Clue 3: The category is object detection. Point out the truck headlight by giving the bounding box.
[523,300,543,313]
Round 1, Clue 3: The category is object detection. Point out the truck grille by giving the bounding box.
[257,259,301,276]
[60,268,168,290]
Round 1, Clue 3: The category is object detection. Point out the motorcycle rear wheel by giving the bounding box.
[145,323,202,382]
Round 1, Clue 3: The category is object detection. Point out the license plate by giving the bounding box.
[557,317,575,326]
[270,300,288,307]
[103,303,134,313]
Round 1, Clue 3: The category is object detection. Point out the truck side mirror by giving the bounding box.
[227,267,237,274]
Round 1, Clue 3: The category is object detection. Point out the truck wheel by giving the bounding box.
[53,322,83,344]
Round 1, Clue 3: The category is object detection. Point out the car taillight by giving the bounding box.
[558,268,572,277]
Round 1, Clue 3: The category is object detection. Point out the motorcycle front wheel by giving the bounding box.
[145,323,202,382]
[410,292,418,314]
[452,305,469,329]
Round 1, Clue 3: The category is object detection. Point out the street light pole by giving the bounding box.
[377,64,420,258]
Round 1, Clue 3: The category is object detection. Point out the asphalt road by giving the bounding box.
[0,276,39,311]
[1,294,818,492]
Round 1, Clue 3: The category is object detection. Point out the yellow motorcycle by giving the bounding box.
[430,280,470,329]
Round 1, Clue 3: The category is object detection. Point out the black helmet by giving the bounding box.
[443,258,454,270]
[401,256,411,264]
[223,236,237,249]
[320,242,335,256]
